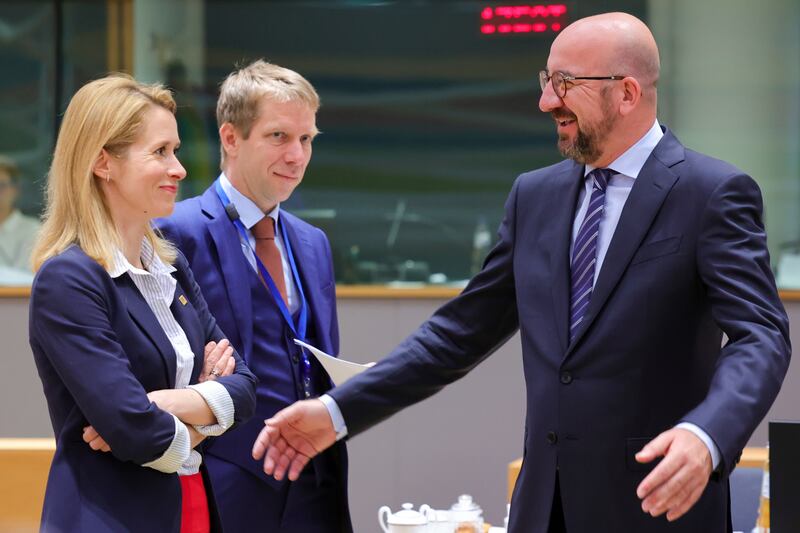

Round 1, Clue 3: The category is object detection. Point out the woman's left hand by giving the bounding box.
[199,339,235,382]
[83,425,111,452]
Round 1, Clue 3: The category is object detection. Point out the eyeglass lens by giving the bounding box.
[539,71,565,97]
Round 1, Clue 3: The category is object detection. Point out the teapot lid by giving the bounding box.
[388,503,428,525]
[450,494,481,513]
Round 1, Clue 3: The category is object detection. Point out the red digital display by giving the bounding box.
[480,4,567,35]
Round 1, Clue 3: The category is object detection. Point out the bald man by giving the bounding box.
[252,13,790,533]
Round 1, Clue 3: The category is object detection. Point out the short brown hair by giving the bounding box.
[216,59,319,166]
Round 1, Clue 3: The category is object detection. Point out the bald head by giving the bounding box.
[540,13,661,166]
[554,13,660,96]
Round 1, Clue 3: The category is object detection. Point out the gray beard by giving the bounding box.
[556,91,617,164]
[558,127,602,164]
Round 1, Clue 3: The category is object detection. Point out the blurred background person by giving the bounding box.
[28,74,256,533]
[0,155,41,279]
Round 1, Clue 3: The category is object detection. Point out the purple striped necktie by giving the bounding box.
[569,168,612,344]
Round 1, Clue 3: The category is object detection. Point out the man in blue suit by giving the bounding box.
[253,13,791,533]
[158,60,350,532]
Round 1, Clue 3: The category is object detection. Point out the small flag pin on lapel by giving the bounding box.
[179,294,188,306]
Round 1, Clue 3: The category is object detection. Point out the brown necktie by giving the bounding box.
[251,216,288,305]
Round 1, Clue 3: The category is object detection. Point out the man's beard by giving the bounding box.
[558,124,603,163]
[555,96,616,164]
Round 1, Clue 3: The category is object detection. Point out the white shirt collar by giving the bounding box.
[585,119,664,179]
[219,172,280,230]
[108,237,176,278]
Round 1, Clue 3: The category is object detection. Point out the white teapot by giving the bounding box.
[378,502,433,533]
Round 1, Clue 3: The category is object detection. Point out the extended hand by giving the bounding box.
[251,399,337,481]
[635,427,713,521]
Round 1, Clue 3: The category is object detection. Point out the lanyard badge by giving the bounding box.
[214,179,314,398]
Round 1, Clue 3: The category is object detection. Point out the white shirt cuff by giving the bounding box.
[187,381,235,437]
[319,394,348,441]
[142,414,191,473]
[676,422,721,470]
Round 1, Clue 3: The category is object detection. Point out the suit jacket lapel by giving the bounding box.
[567,130,685,353]
[549,163,585,354]
[170,280,205,383]
[116,275,177,388]
[200,188,254,360]
[281,214,331,352]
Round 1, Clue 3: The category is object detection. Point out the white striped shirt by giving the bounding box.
[107,238,234,474]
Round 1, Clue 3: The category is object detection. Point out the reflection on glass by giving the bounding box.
[6,1,800,288]
[0,3,55,286]
[194,1,570,285]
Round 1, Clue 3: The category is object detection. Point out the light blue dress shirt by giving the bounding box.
[219,173,300,313]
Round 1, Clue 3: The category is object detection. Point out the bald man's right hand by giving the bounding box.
[251,399,337,481]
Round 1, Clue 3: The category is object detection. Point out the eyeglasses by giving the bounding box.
[538,70,626,98]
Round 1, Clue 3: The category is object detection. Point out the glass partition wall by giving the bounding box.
[2,0,798,287]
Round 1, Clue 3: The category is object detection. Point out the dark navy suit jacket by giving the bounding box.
[157,185,351,531]
[29,245,257,532]
[329,129,791,533]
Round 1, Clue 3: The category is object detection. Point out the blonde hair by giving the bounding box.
[216,59,319,167]
[31,74,177,272]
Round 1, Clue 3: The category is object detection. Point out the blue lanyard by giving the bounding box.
[214,179,310,347]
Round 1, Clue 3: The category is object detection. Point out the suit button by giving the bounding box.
[560,371,572,384]
[546,431,558,445]
[292,354,299,364]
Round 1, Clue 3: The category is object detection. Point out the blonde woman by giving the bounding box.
[29,75,256,533]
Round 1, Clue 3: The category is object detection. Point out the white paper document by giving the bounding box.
[293,339,374,386]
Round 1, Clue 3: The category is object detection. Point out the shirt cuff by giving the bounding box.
[319,394,348,441]
[142,414,191,473]
[187,381,235,437]
[676,422,721,470]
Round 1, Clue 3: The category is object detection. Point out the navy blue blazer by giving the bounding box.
[158,186,339,373]
[29,244,257,533]
[329,129,791,533]
[157,184,350,531]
